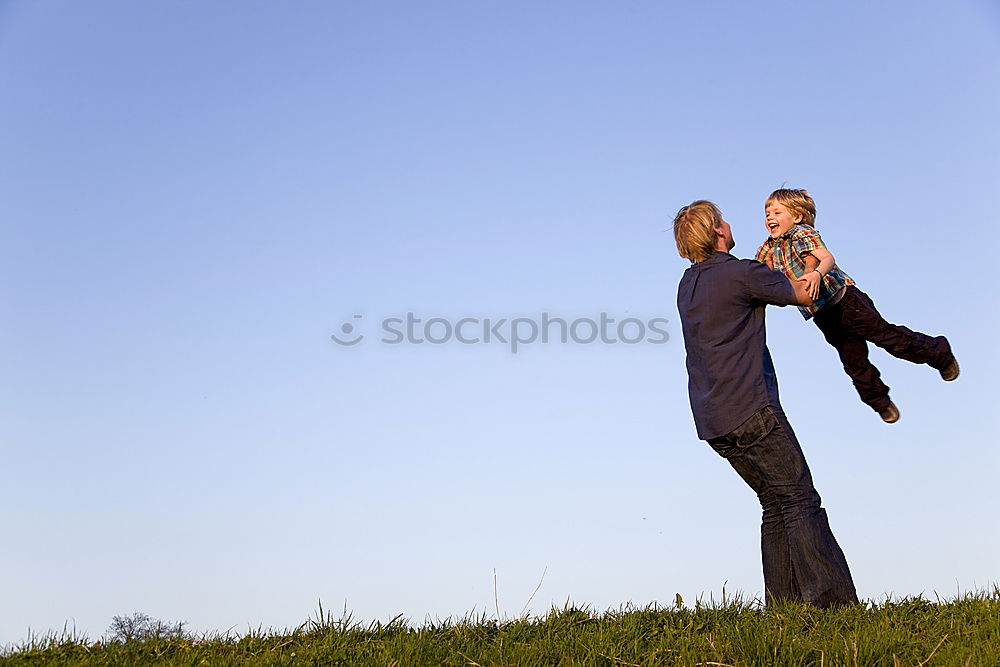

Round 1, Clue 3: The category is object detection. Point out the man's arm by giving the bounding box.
[745,260,814,307]
[788,273,814,306]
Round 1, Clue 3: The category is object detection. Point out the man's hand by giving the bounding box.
[799,271,822,300]
[790,274,814,306]
[798,252,823,300]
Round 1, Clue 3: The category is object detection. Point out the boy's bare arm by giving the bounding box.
[806,247,836,275]
[799,248,835,300]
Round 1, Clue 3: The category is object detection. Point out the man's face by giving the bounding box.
[765,201,802,238]
[717,218,735,251]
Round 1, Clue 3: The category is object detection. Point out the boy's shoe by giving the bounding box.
[879,402,900,424]
[939,355,960,382]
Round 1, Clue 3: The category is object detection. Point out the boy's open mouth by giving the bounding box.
[767,223,780,233]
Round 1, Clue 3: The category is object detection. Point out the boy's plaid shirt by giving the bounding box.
[755,224,855,320]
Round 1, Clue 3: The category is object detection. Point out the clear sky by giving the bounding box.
[2,0,998,647]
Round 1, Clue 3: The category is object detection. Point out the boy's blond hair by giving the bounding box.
[766,188,816,226]
[673,200,722,263]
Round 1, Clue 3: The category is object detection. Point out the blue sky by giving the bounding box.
[2,0,998,646]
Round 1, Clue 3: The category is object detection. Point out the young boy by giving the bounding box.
[755,188,959,423]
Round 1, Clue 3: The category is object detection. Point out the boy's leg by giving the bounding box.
[813,300,892,413]
[838,287,952,369]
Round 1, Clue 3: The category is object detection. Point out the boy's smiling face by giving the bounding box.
[765,200,802,238]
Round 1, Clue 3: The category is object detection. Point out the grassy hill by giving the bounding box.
[4,588,998,666]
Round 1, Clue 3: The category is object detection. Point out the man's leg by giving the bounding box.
[813,302,892,413]
[708,407,858,608]
[839,287,952,369]
[709,434,800,604]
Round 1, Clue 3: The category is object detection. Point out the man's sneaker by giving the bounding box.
[939,356,960,382]
[879,401,900,424]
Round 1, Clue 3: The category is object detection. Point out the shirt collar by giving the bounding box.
[694,251,733,267]
[777,223,808,241]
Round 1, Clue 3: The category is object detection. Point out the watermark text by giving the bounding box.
[331,312,670,354]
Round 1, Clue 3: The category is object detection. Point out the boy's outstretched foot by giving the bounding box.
[879,401,900,423]
[939,355,960,381]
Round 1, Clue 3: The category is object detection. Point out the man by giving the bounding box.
[673,200,858,609]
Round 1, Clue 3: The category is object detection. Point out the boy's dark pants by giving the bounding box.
[812,286,951,413]
[708,406,858,608]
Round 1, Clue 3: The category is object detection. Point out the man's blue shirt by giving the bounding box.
[676,252,799,440]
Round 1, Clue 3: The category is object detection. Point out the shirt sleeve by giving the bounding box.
[754,238,773,263]
[791,225,826,256]
[745,260,797,307]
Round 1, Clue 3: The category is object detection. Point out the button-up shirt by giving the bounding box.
[755,224,855,319]
[677,252,799,440]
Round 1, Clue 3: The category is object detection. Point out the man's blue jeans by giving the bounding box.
[707,406,859,608]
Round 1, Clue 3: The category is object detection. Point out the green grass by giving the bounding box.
[4,588,999,666]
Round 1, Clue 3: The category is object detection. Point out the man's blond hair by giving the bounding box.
[674,200,722,263]
[766,188,816,226]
